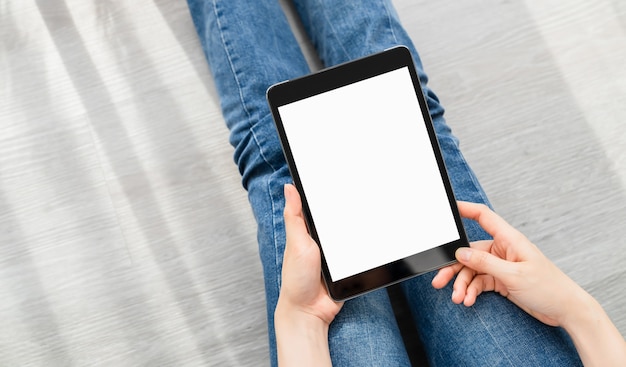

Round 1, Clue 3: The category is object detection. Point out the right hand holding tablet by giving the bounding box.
[432,201,588,327]
[432,202,626,366]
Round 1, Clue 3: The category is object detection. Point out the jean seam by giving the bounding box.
[267,174,282,292]
[439,135,492,207]
[458,149,491,207]
[382,0,400,45]
[467,163,491,206]
[316,0,350,63]
[365,311,375,367]
[212,0,280,174]
[213,0,284,292]
[472,306,515,366]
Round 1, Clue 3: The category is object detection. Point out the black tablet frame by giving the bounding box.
[266,46,469,301]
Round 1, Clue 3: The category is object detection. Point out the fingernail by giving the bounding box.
[284,184,291,202]
[284,184,296,204]
[457,248,472,262]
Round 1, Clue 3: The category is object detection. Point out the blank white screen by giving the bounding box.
[278,67,459,281]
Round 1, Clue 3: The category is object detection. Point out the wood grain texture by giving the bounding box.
[0,0,624,365]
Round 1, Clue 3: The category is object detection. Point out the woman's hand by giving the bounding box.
[274,184,342,366]
[277,184,343,324]
[432,201,626,366]
[432,201,584,326]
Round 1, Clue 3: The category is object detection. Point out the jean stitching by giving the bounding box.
[468,163,491,206]
[472,306,515,366]
[439,135,492,207]
[382,0,400,44]
[212,0,279,173]
[455,146,492,207]
[212,0,283,290]
[317,0,350,63]
[365,309,375,366]
[268,174,281,292]
[212,1,252,130]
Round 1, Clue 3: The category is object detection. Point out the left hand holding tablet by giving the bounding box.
[274,184,342,367]
[276,184,343,325]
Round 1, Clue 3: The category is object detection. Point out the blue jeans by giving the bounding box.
[186,0,582,365]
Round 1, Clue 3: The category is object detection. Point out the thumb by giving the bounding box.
[283,184,309,246]
[456,247,511,279]
[283,184,302,221]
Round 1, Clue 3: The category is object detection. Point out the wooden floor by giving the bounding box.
[1,0,624,365]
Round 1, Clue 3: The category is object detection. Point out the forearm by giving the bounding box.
[275,304,333,367]
[563,292,626,366]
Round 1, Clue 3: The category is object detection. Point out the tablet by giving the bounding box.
[267,46,468,301]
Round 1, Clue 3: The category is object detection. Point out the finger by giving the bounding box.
[455,247,512,281]
[457,201,516,239]
[452,265,475,304]
[435,241,491,291]
[449,241,491,298]
[432,263,463,289]
[463,274,496,307]
[435,241,492,291]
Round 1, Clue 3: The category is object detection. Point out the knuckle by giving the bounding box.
[474,251,489,267]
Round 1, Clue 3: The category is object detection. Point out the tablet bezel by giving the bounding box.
[267,46,468,301]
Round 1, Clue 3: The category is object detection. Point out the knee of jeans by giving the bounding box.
[234,115,287,190]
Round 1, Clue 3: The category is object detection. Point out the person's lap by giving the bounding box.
[186,0,580,365]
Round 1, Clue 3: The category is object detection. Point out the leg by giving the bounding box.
[291,0,490,214]
[186,1,410,365]
[292,0,582,364]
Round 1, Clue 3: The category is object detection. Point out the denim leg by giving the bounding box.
[291,0,490,214]
[293,0,582,365]
[186,1,410,366]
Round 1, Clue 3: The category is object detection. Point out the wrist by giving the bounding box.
[560,288,626,366]
[559,287,599,332]
[275,300,330,334]
[275,301,333,367]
